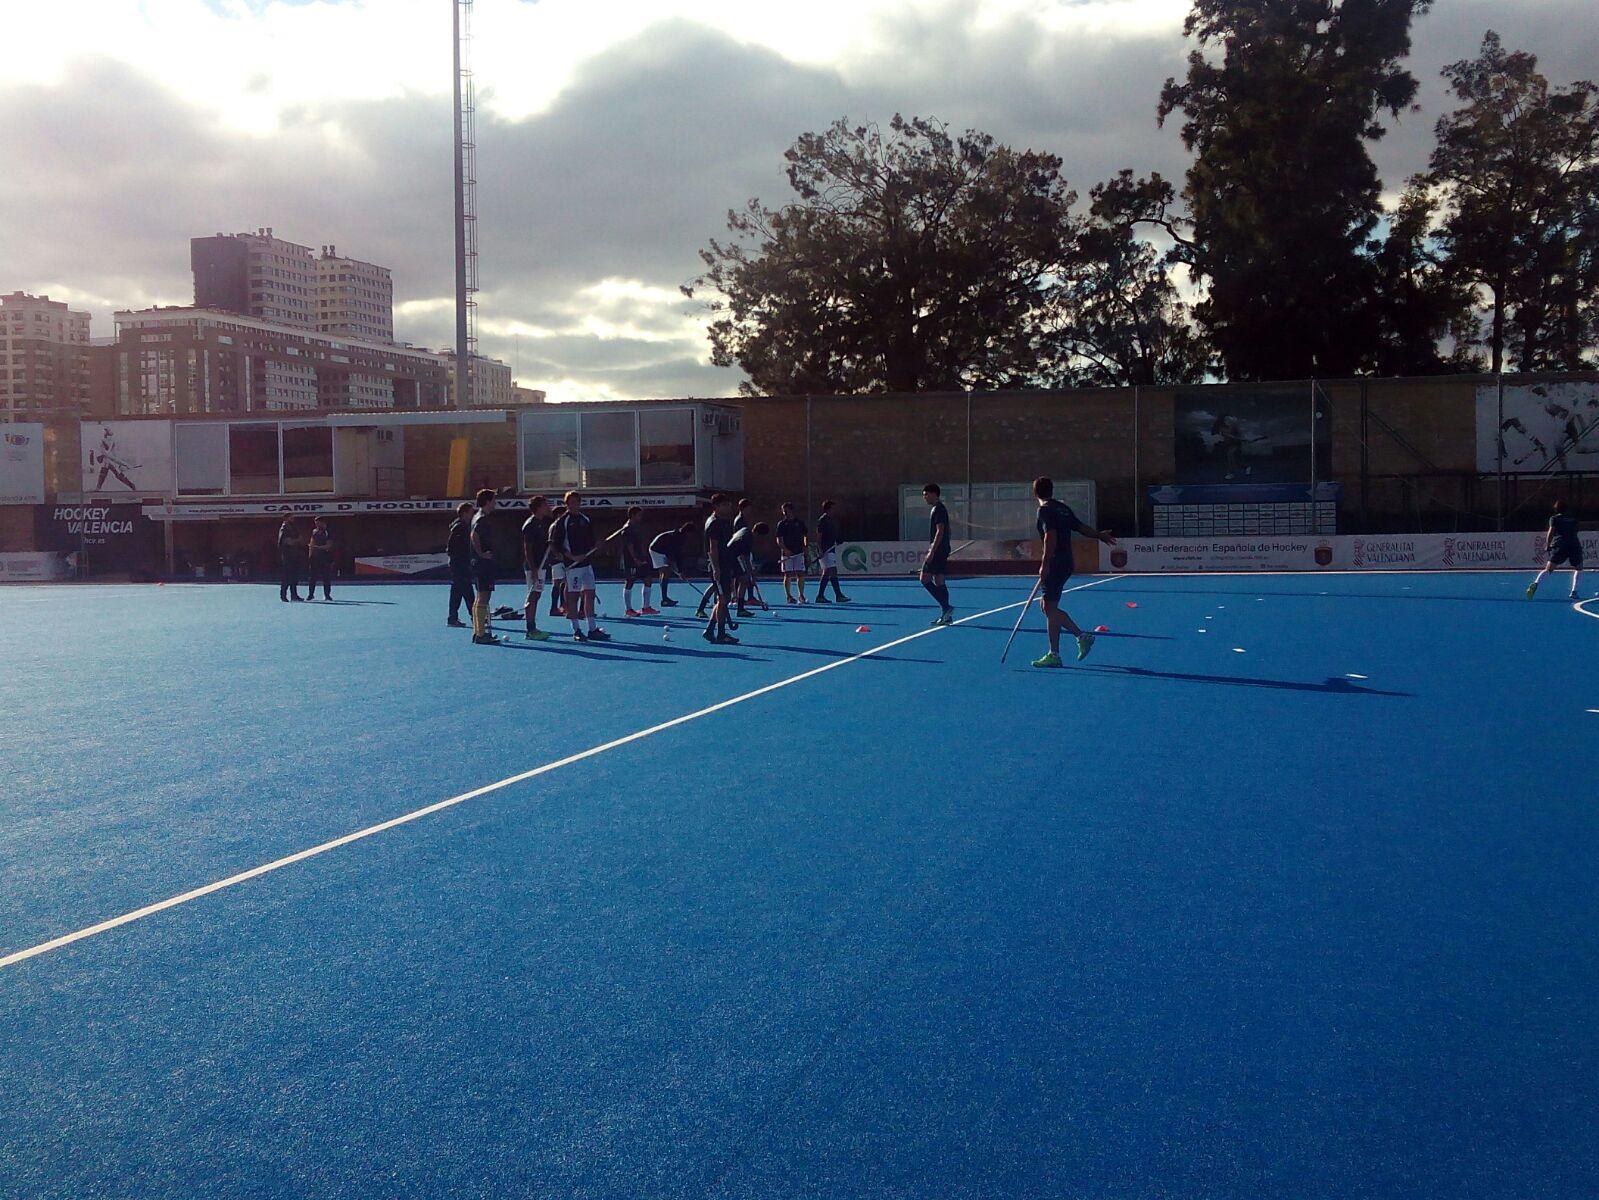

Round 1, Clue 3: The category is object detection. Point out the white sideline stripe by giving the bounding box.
[0,577,1113,970]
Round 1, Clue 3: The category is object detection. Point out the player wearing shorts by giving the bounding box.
[550,491,610,642]
[920,483,954,625]
[520,494,553,641]
[649,521,696,607]
[774,503,809,604]
[1527,500,1586,600]
[702,493,738,644]
[305,517,334,600]
[544,503,568,618]
[1030,475,1116,667]
[732,499,761,616]
[469,488,500,645]
[812,499,849,604]
[608,506,659,617]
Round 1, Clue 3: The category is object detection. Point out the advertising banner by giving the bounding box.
[1477,381,1599,474]
[837,542,925,576]
[0,423,46,504]
[0,551,70,581]
[1107,531,1591,573]
[1174,388,1331,485]
[142,494,705,521]
[82,421,173,495]
[355,554,451,578]
[36,503,161,574]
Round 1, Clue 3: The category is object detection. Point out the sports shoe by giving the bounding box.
[573,629,588,642]
[702,629,717,643]
[625,608,641,617]
[716,633,740,645]
[660,598,680,607]
[934,610,954,626]
[587,628,612,642]
[814,596,831,604]
[447,618,467,628]
[1076,633,1096,661]
[1031,651,1064,668]
[472,634,499,646]
[1526,582,1539,599]
[640,606,660,616]
[524,629,550,641]
[835,594,852,603]
[736,608,754,618]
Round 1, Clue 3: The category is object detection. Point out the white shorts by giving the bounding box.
[565,564,596,592]
[649,550,670,570]
[550,562,566,582]
[817,548,838,570]
[780,553,806,574]
[524,569,544,594]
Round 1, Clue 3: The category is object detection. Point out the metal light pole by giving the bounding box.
[451,0,475,410]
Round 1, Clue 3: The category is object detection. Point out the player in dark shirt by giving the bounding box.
[1527,500,1586,600]
[276,516,305,602]
[520,494,553,641]
[731,498,761,616]
[469,488,500,645]
[648,521,696,607]
[445,501,475,626]
[701,493,738,644]
[550,490,610,641]
[812,499,849,603]
[305,517,334,601]
[1029,476,1116,666]
[920,483,955,625]
[604,505,659,617]
[775,503,810,603]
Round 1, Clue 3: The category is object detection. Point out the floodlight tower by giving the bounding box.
[451,0,479,408]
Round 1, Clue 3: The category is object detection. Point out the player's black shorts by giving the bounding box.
[474,568,496,595]
[1549,544,1584,568]
[625,562,651,585]
[1041,568,1073,606]
[924,550,949,575]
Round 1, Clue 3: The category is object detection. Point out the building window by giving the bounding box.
[228,423,279,494]
[282,424,333,493]
[520,409,579,490]
[174,423,228,495]
[579,411,637,488]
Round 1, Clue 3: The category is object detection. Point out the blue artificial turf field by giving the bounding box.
[2,572,1597,1198]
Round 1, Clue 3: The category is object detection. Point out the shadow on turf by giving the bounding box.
[1067,664,1411,696]
[1112,587,1535,605]
[964,624,1174,640]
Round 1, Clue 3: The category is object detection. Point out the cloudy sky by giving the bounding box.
[1,0,1594,400]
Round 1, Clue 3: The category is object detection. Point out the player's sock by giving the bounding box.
[660,578,671,602]
[472,599,489,639]
[930,582,950,609]
[921,579,941,603]
[624,583,635,611]
[643,583,654,609]
[1571,570,1582,598]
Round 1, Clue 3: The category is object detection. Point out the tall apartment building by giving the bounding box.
[0,291,92,418]
[191,229,318,329]
[111,308,451,414]
[316,246,394,343]
[440,351,514,407]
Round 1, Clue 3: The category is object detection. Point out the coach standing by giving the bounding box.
[445,500,475,628]
[277,515,305,602]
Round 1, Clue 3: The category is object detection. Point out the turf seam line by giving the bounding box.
[0,577,1113,971]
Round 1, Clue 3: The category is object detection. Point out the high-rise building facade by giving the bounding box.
[191,229,318,329]
[112,308,451,414]
[440,351,514,407]
[316,246,394,343]
[0,291,92,418]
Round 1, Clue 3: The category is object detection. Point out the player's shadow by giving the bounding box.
[1069,664,1410,696]
[964,623,1174,640]
[602,640,763,663]
[494,638,657,664]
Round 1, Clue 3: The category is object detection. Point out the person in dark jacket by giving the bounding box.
[305,517,335,601]
[277,516,305,602]
[445,501,475,627]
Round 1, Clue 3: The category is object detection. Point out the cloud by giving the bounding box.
[1,0,1595,400]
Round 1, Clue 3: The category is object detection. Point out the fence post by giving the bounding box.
[1132,384,1141,537]
[1495,373,1505,531]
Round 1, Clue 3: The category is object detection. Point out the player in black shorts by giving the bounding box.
[606,506,658,617]
[445,501,475,626]
[702,493,739,645]
[305,517,334,600]
[920,484,954,625]
[1030,475,1116,666]
[1527,500,1586,600]
[520,494,553,641]
[469,488,500,645]
[812,499,849,604]
[648,521,696,607]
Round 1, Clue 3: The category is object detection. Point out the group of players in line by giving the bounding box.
[445,476,1119,668]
